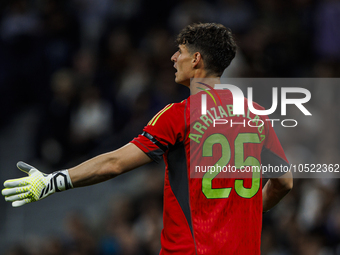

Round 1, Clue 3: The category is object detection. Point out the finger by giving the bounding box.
[17,161,35,174]
[2,186,29,196]
[3,178,29,188]
[2,188,16,196]
[12,199,30,207]
[4,192,30,202]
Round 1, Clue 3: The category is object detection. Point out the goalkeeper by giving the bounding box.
[2,23,292,255]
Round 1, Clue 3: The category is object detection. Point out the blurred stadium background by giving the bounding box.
[0,0,340,254]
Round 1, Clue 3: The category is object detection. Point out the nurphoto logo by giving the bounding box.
[199,83,312,128]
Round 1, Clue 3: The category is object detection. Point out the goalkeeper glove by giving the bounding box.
[1,161,73,207]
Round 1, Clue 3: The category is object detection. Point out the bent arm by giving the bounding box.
[262,170,293,212]
[69,143,153,188]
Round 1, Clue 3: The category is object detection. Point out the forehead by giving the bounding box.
[178,44,189,52]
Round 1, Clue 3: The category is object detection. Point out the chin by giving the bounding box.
[174,77,182,85]
[174,75,190,87]
[177,80,190,88]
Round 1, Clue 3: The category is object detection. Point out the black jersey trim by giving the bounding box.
[261,147,290,178]
[142,131,168,153]
[132,140,164,163]
[167,142,194,237]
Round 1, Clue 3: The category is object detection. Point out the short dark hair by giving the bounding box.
[175,23,237,76]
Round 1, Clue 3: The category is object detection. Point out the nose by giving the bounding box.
[171,51,179,62]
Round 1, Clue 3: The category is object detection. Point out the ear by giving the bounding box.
[192,52,202,68]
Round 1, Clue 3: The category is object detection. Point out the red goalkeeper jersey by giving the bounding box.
[130,89,289,255]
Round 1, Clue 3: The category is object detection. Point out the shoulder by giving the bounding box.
[147,100,188,127]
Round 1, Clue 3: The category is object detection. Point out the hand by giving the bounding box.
[2,161,73,207]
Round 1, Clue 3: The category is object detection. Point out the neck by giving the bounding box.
[189,76,221,95]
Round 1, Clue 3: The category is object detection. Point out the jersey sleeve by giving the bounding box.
[261,119,290,178]
[130,102,186,163]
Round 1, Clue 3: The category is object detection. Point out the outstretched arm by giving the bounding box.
[262,171,293,213]
[69,143,152,187]
[2,143,152,207]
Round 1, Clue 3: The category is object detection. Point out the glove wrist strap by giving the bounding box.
[50,170,73,192]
